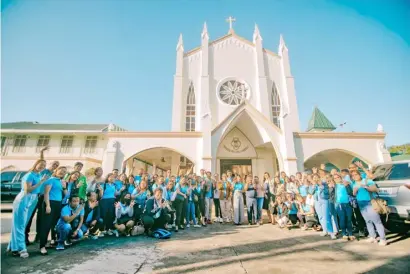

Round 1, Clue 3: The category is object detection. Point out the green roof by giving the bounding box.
[1,122,126,132]
[307,107,336,132]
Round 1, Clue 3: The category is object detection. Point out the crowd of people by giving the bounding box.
[7,147,388,259]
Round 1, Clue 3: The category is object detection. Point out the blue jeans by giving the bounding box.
[56,219,86,244]
[186,201,197,225]
[329,202,339,233]
[335,203,353,236]
[358,201,386,240]
[318,199,333,233]
[256,197,264,221]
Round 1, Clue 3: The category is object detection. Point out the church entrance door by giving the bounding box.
[220,159,252,178]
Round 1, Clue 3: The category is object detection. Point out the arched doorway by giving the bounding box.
[304,149,369,171]
[123,147,194,176]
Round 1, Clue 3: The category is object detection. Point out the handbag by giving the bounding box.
[371,193,390,219]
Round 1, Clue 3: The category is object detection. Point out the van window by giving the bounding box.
[0,171,18,183]
[373,163,410,181]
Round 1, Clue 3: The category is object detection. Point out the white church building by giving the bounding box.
[1,20,391,177]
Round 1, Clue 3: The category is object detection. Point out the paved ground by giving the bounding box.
[1,209,410,274]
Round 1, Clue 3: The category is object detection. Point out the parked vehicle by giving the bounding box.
[373,160,410,234]
[1,171,27,200]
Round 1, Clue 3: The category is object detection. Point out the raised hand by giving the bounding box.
[320,164,326,170]
[354,161,363,168]
[130,200,135,207]
[312,167,318,173]
[41,175,50,183]
[61,180,67,189]
[114,202,121,209]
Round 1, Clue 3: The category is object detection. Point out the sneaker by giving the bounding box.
[330,234,337,240]
[64,240,72,246]
[107,229,114,236]
[365,237,377,243]
[56,243,65,250]
[113,230,119,237]
[219,217,223,223]
[20,251,29,258]
[320,232,328,237]
[378,240,387,246]
[50,240,56,246]
[98,231,105,238]
[301,226,307,231]
[348,236,356,241]
[186,224,190,228]
[358,231,366,238]
[194,224,201,228]
[342,236,349,241]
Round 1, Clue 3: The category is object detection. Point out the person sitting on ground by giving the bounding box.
[113,193,135,237]
[273,196,289,229]
[285,193,302,228]
[296,194,318,230]
[55,195,85,251]
[142,188,171,235]
[83,191,101,240]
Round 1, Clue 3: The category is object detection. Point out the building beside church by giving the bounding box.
[1,20,391,177]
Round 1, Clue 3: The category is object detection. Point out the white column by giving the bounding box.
[172,34,185,131]
[102,140,119,176]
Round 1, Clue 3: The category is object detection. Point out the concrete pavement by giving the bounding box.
[1,220,409,274]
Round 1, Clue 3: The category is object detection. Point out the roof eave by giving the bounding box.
[0,129,106,134]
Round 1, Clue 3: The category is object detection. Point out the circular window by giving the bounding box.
[218,79,250,106]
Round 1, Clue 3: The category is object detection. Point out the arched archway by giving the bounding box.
[123,147,195,176]
[304,149,369,171]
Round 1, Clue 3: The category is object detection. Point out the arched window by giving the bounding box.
[185,83,196,132]
[271,84,281,128]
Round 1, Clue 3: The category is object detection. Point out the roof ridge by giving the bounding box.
[307,107,336,132]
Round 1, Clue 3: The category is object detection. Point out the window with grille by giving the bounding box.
[84,136,98,154]
[12,135,27,153]
[60,136,74,154]
[271,84,281,128]
[185,83,196,132]
[36,135,50,152]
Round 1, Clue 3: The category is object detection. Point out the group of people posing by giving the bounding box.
[7,148,388,259]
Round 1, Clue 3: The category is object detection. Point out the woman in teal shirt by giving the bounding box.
[333,173,354,240]
[39,166,67,255]
[351,170,386,246]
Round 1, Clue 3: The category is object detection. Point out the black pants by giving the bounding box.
[142,214,171,231]
[26,194,44,242]
[303,215,318,228]
[133,203,145,223]
[214,199,222,218]
[100,198,115,231]
[352,205,366,233]
[173,198,185,227]
[40,200,62,248]
[194,201,201,220]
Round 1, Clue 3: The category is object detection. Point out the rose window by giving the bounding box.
[218,80,249,106]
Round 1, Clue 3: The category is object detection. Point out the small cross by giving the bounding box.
[226,16,236,31]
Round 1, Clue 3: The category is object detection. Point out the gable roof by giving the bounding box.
[307,107,336,132]
[184,32,279,58]
[1,122,127,132]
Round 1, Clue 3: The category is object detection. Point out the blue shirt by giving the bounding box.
[335,184,350,204]
[285,201,298,214]
[353,179,375,202]
[127,184,135,195]
[86,209,94,223]
[205,180,213,198]
[114,180,123,192]
[134,175,142,183]
[62,182,75,204]
[21,171,42,194]
[39,169,53,194]
[57,204,84,226]
[233,182,243,191]
[45,177,63,201]
[102,183,116,199]
[132,189,148,205]
[299,185,308,197]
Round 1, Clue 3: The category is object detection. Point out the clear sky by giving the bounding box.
[1,0,409,146]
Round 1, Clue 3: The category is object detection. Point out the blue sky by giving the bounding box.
[1,0,409,146]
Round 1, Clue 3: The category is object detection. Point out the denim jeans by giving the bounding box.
[186,201,197,225]
[56,219,86,244]
[256,197,264,221]
[246,197,257,224]
[335,203,353,236]
[318,199,333,233]
[358,201,386,240]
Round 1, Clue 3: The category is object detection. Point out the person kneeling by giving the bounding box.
[83,192,102,239]
[142,188,171,235]
[114,193,135,237]
[55,195,85,250]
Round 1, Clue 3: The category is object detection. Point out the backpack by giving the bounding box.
[151,228,171,239]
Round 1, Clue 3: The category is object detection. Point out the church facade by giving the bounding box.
[1,22,391,177]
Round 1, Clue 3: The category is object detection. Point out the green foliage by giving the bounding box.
[388,143,410,154]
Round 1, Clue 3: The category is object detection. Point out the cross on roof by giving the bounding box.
[226,16,236,33]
